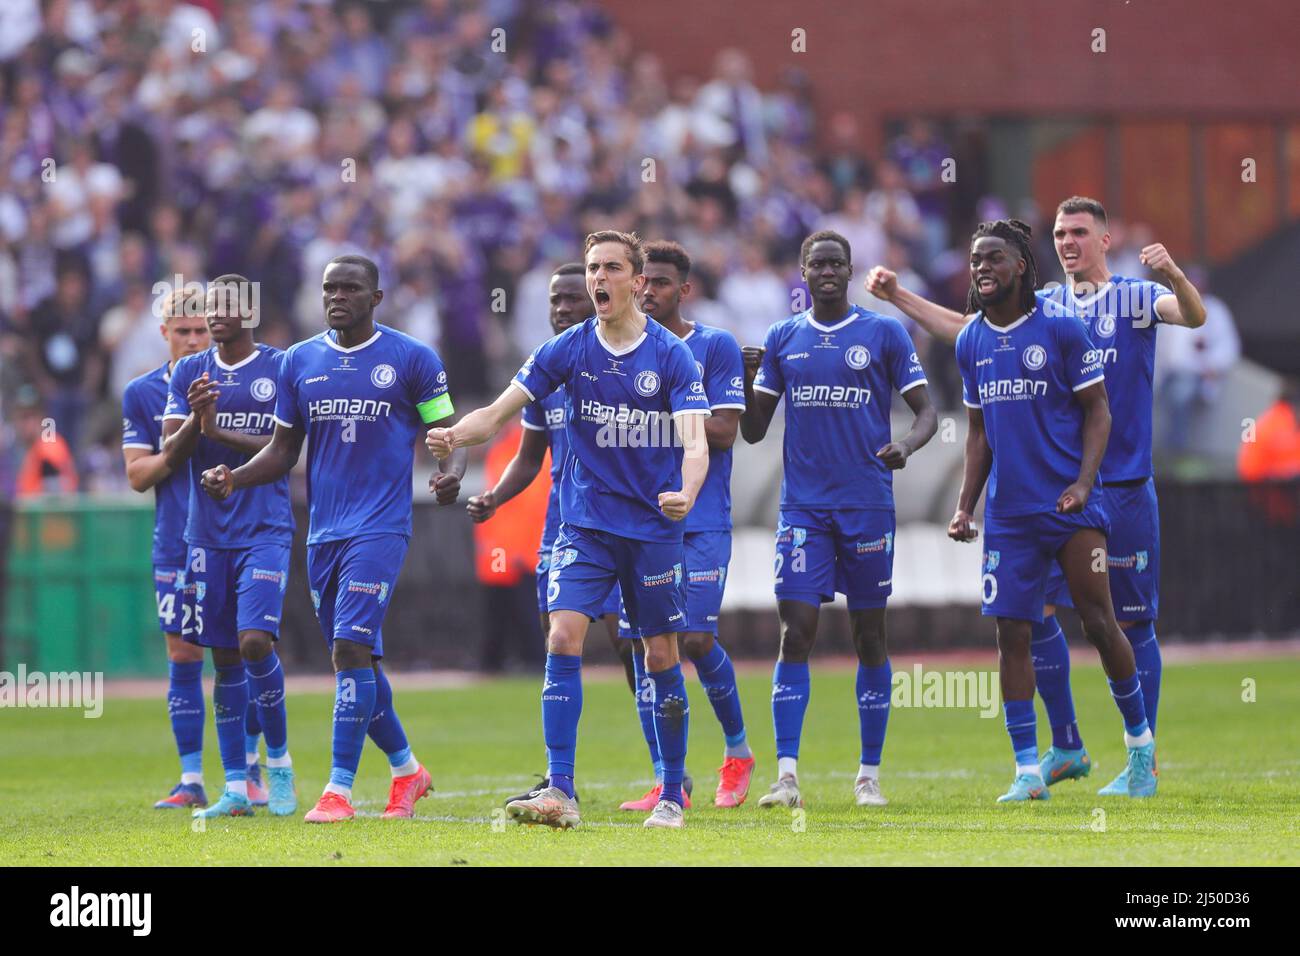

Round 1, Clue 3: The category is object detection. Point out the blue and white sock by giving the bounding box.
[213,664,249,795]
[167,660,204,783]
[1125,621,1162,735]
[856,659,892,768]
[693,641,750,759]
[1004,698,1040,776]
[1107,672,1152,746]
[631,650,663,779]
[244,695,261,767]
[648,663,690,806]
[245,651,288,763]
[1031,615,1083,750]
[542,654,583,799]
[325,668,376,799]
[370,666,418,777]
[772,661,810,772]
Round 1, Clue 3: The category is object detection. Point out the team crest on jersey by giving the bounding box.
[984,550,1000,573]
[371,363,397,389]
[845,345,871,370]
[1095,314,1117,338]
[250,377,276,402]
[1022,345,1047,371]
[634,370,661,397]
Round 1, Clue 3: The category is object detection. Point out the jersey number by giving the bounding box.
[181,603,205,637]
[156,591,176,626]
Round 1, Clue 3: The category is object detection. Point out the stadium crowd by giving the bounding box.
[0,0,1232,498]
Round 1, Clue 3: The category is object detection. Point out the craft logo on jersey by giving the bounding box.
[250,377,276,402]
[634,370,660,397]
[984,550,1000,573]
[370,363,397,389]
[1022,344,1047,371]
[1096,314,1117,338]
[845,345,871,370]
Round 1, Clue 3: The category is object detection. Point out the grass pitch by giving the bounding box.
[1,655,1296,866]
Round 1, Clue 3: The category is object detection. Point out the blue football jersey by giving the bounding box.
[753,305,927,511]
[122,362,189,566]
[520,387,568,550]
[513,316,710,543]
[956,291,1107,517]
[165,345,293,548]
[681,322,745,533]
[1039,276,1173,482]
[275,324,453,545]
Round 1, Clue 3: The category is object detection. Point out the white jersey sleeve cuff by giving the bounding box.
[1073,375,1105,392]
[752,384,780,397]
[162,413,187,421]
[899,378,929,394]
[510,379,536,402]
[121,442,154,450]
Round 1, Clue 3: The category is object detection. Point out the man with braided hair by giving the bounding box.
[867,201,1203,796]
[945,219,1157,801]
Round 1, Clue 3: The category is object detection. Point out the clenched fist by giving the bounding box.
[201,464,234,501]
[864,266,898,302]
[426,426,456,460]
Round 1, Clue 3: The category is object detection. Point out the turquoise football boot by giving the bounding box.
[1125,742,1157,798]
[1039,746,1092,786]
[267,766,298,816]
[996,773,1050,803]
[192,787,255,818]
[1097,767,1129,796]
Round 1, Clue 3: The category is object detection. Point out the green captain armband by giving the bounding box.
[418,393,454,423]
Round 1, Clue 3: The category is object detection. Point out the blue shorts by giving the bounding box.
[154,564,186,636]
[547,523,687,639]
[180,543,290,649]
[537,546,621,619]
[1045,478,1159,621]
[775,509,895,611]
[307,532,409,657]
[621,530,731,638]
[982,501,1111,623]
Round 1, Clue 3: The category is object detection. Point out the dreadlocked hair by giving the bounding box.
[966,218,1039,316]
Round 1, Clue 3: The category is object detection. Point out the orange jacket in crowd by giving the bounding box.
[1238,399,1300,482]
[473,419,550,586]
[16,435,79,497]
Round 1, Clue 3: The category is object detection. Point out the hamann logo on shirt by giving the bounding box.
[307,398,393,420]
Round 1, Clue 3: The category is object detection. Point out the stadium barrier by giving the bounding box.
[3,480,1296,677]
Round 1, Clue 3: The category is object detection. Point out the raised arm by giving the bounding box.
[426,382,532,459]
[466,424,550,523]
[1143,243,1207,329]
[949,406,991,542]
[740,345,778,443]
[1058,381,1110,513]
[865,267,970,345]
